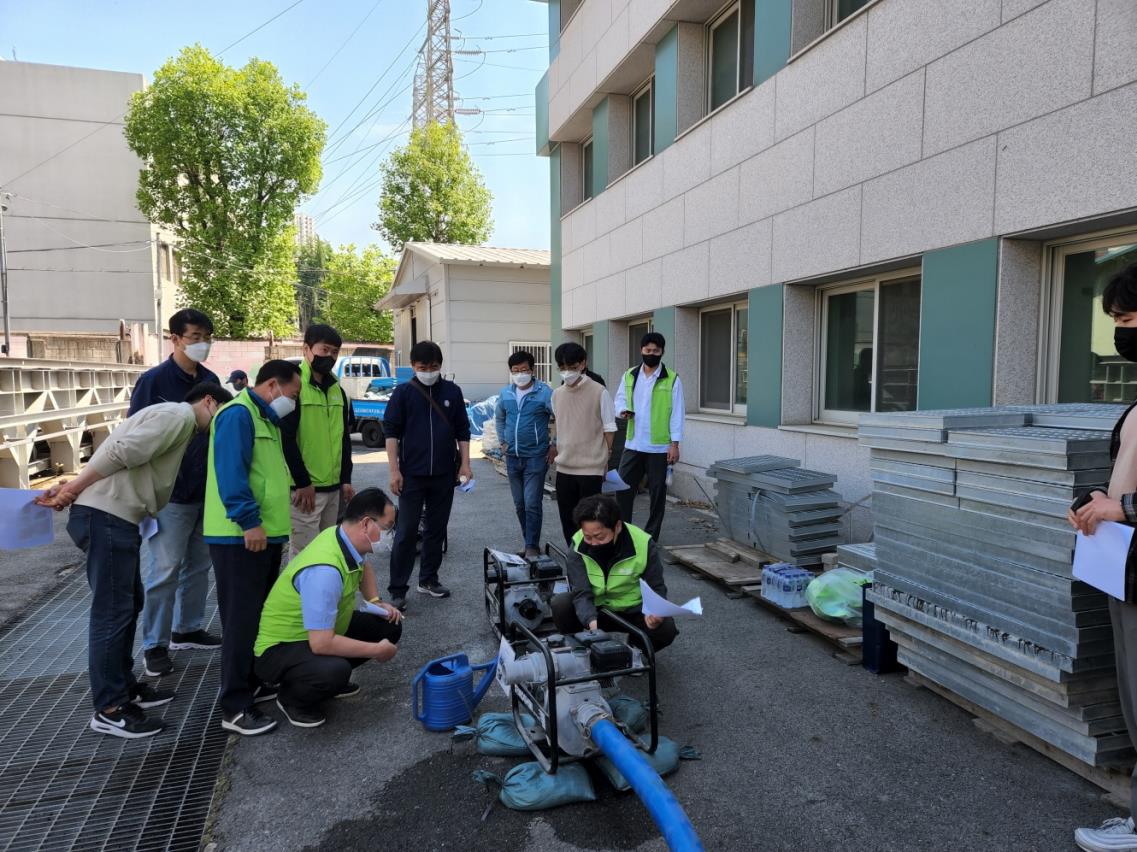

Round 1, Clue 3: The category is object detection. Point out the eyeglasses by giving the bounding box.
[178,333,213,344]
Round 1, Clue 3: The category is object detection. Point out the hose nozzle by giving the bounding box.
[573,701,612,736]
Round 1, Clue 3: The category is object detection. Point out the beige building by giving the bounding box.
[378,242,552,400]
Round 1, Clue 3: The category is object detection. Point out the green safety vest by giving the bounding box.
[203,390,292,539]
[254,526,361,656]
[296,358,345,488]
[572,524,652,610]
[623,366,676,445]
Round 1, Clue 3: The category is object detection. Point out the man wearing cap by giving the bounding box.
[228,370,249,393]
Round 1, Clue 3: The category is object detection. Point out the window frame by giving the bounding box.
[815,268,922,426]
[627,316,654,370]
[582,329,595,367]
[698,300,749,416]
[631,77,655,167]
[825,0,870,30]
[706,2,743,115]
[509,341,553,385]
[582,136,594,202]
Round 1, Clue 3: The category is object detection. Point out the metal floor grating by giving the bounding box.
[0,570,228,852]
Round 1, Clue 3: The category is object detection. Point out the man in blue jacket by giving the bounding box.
[494,350,554,557]
[383,341,472,611]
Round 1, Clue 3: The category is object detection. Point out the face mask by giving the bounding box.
[560,370,581,385]
[311,354,336,375]
[642,354,662,368]
[183,341,211,363]
[269,388,296,419]
[510,372,532,387]
[1117,327,1137,362]
[368,521,393,554]
[416,370,440,386]
[590,538,619,563]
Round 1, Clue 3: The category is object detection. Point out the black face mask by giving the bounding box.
[591,539,619,564]
[311,354,336,375]
[642,354,662,368]
[1116,328,1137,363]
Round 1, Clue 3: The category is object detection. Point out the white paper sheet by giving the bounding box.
[601,469,630,493]
[457,478,476,493]
[639,579,703,618]
[0,488,54,549]
[139,516,159,541]
[488,548,527,566]
[360,599,397,619]
[496,634,516,698]
[1074,521,1135,600]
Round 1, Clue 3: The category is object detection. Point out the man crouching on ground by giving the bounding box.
[253,487,402,728]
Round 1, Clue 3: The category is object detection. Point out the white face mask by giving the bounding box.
[371,528,393,554]
[560,370,581,385]
[416,370,440,386]
[183,341,211,363]
[510,372,532,387]
[269,387,296,419]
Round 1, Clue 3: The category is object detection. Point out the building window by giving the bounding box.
[632,79,654,166]
[628,318,654,368]
[582,137,594,202]
[1045,231,1137,403]
[826,0,871,29]
[817,273,921,424]
[511,341,553,384]
[707,2,754,113]
[582,331,594,367]
[699,301,748,414]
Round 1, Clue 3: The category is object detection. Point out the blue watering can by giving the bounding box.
[412,653,497,732]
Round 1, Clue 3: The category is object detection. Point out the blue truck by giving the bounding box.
[351,365,415,447]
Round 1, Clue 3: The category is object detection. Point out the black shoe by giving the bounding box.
[143,647,173,677]
[221,707,277,736]
[131,682,176,709]
[334,681,360,699]
[390,596,407,612]
[169,629,222,650]
[276,698,326,728]
[416,581,450,598]
[90,703,164,739]
[252,684,279,704]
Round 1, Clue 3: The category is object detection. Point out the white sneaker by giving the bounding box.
[1076,817,1137,851]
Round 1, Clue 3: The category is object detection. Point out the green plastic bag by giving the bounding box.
[805,567,870,626]
[473,762,596,811]
[593,735,701,792]
[452,711,535,757]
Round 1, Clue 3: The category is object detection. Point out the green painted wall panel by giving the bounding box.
[652,307,676,353]
[592,320,611,382]
[755,0,793,86]
[535,71,550,154]
[549,147,562,340]
[918,239,999,410]
[591,98,609,195]
[548,0,560,61]
[747,285,784,427]
[654,26,678,154]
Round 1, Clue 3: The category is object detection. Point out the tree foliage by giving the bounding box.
[375,122,492,253]
[124,45,326,337]
[314,244,396,343]
[295,237,331,330]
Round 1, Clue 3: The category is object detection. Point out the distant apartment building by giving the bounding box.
[533,0,1137,536]
[0,60,170,357]
[294,213,316,247]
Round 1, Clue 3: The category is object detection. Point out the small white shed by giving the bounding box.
[376,242,552,401]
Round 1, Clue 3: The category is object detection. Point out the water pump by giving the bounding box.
[483,548,566,638]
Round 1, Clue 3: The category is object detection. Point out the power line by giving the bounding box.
[456,32,547,39]
[453,58,545,72]
[8,240,154,254]
[218,0,306,55]
[304,0,387,89]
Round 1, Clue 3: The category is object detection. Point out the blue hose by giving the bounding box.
[589,718,704,851]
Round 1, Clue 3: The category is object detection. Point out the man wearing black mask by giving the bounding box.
[281,324,355,560]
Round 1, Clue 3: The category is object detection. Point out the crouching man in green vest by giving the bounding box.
[254,488,402,728]
[550,494,678,653]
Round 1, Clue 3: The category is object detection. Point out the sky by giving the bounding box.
[0,0,551,254]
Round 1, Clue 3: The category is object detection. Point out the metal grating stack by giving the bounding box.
[861,404,1133,767]
[708,455,846,566]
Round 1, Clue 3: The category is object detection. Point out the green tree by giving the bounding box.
[125,45,326,337]
[316,244,396,343]
[295,236,331,330]
[375,122,492,253]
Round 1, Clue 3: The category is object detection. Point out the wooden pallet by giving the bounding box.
[906,672,1133,807]
[741,586,864,665]
[666,544,765,586]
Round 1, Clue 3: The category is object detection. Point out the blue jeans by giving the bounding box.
[67,504,143,712]
[140,501,212,650]
[506,454,547,549]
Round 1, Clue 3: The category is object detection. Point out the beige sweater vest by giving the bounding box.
[552,377,609,476]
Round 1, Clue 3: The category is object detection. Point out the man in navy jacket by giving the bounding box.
[383,341,472,610]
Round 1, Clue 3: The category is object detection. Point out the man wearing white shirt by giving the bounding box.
[613,332,684,542]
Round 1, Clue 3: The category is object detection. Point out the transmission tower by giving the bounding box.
[411,0,456,129]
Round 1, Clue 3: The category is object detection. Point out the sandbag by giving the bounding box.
[805,567,871,626]
[452,711,535,757]
[473,762,596,811]
[608,695,649,734]
[592,736,701,793]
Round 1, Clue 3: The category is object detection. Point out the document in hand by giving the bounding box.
[0,488,54,549]
[1073,521,1135,600]
[639,579,702,618]
[601,469,630,493]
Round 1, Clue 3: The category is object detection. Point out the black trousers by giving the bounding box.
[210,542,283,716]
[550,591,677,653]
[389,473,455,596]
[555,472,603,545]
[254,612,403,711]
[616,450,669,541]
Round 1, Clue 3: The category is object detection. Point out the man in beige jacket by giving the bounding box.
[38,382,231,739]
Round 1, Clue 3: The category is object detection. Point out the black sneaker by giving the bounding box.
[252,684,279,704]
[221,707,277,736]
[334,681,360,699]
[390,595,407,612]
[276,699,326,728]
[169,629,222,650]
[90,703,164,739]
[131,682,176,709]
[416,581,450,598]
[144,647,173,677]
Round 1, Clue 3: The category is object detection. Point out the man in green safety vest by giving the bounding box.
[204,359,302,737]
[254,488,402,728]
[280,324,355,561]
[550,494,677,653]
[613,331,684,542]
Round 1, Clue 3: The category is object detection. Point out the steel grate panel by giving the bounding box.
[0,570,228,852]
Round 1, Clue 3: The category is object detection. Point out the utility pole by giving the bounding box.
[0,191,11,357]
[412,0,456,129]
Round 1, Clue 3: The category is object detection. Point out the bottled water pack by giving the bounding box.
[760,562,815,609]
